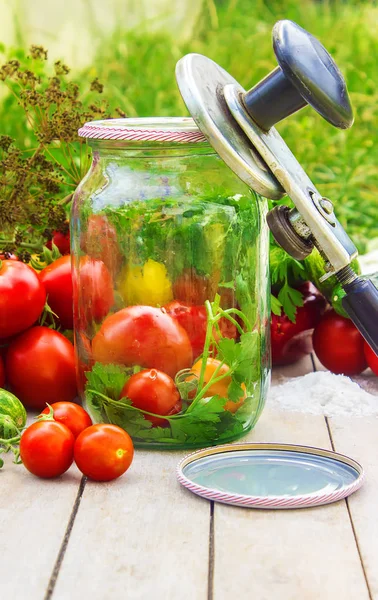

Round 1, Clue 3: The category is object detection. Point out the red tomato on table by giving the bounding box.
[46,228,70,255]
[40,402,92,439]
[121,369,181,426]
[74,424,134,481]
[39,255,74,329]
[313,310,367,375]
[6,326,78,409]
[0,260,46,338]
[92,305,193,378]
[20,420,75,478]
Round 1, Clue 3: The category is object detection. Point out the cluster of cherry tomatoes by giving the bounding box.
[20,402,133,481]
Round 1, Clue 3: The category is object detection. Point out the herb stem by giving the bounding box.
[0,238,44,251]
[220,307,252,331]
[195,299,215,394]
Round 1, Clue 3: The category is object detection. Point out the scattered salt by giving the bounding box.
[269,371,378,417]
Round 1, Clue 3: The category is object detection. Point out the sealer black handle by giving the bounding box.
[243,20,354,130]
[342,278,378,355]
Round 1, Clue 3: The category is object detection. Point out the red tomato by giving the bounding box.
[0,261,46,338]
[0,355,5,387]
[364,342,378,376]
[74,424,134,481]
[164,301,207,360]
[121,369,182,426]
[73,256,114,327]
[46,225,70,255]
[92,306,193,378]
[39,255,73,329]
[173,268,218,305]
[40,402,92,438]
[20,420,75,478]
[313,310,367,375]
[82,215,122,276]
[6,326,77,409]
[271,282,327,366]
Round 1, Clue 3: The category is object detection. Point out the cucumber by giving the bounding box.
[0,389,27,429]
[0,414,20,440]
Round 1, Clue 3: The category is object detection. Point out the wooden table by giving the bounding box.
[2,353,378,600]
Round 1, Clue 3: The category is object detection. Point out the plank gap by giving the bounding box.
[44,476,87,600]
[207,501,215,600]
[345,497,374,600]
[310,352,317,372]
[325,416,335,451]
[326,416,373,600]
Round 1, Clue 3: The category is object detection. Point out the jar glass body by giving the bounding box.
[71,121,270,449]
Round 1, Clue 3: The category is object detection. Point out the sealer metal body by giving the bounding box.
[176,19,378,353]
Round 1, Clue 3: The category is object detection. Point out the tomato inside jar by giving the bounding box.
[72,118,270,449]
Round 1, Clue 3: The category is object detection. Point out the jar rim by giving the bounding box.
[78,117,207,143]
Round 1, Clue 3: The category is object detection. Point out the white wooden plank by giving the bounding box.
[271,354,313,386]
[212,409,370,600]
[329,416,378,598]
[53,449,210,600]
[0,451,82,599]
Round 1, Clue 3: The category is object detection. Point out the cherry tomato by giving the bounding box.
[73,256,114,327]
[121,369,182,426]
[92,306,193,378]
[74,424,134,482]
[271,282,327,366]
[173,268,218,305]
[40,402,92,438]
[164,301,207,360]
[364,342,378,376]
[20,420,75,478]
[190,358,245,413]
[0,260,46,338]
[39,255,73,329]
[6,326,77,409]
[313,310,367,375]
[46,227,70,255]
[82,215,122,276]
[0,355,5,387]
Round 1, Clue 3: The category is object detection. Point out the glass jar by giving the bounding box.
[71,117,270,449]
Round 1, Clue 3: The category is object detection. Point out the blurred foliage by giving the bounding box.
[0,0,377,253]
[0,45,117,256]
[83,0,378,252]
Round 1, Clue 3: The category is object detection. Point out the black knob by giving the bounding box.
[243,20,354,131]
[342,278,378,355]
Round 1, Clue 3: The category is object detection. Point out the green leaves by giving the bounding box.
[270,242,305,322]
[277,282,304,323]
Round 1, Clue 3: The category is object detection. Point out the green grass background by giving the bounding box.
[2,0,378,252]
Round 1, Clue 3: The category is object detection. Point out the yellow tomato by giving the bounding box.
[191,357,245,413]
[118,259,173,307]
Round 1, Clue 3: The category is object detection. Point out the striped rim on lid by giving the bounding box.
[177,443,364,509]
[78,117,207,143]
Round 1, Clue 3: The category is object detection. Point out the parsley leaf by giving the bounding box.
[277,282,304,322]
[271,294,283,316]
